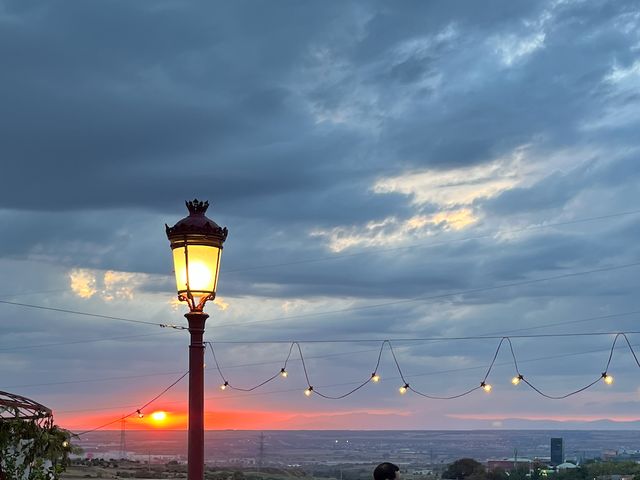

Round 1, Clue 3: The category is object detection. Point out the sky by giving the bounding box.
[1,0,640,432]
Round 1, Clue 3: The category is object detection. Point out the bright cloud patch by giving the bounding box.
[69,268,148,301]
[373,157,526,208]
[311,208,476,253]
[69,269,97,299]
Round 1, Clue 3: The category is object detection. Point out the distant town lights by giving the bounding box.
[602,372,614,385]
[481,382,492,393]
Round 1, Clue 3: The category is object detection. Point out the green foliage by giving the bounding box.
[585,462,640,477]
[443,458,486,479]
[0,419,72,480]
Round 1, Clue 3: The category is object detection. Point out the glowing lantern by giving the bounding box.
[166,199,228,312]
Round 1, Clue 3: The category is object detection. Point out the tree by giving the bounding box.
[486,468,508,480]
[443,459,486,480]
[0,419,71,480]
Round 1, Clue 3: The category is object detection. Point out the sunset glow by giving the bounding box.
[151,411,167,422]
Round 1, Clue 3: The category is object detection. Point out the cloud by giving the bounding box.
[1,0,640,430]
[310,209,477,253]
[69,268,150,301]
[69,269,97,299]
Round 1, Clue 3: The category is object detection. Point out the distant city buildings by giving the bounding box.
[551,438,564,466]
[487,458,532,471]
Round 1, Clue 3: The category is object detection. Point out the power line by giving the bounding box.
[0,330,178,352]
[206,309,640,343]
[2,307,638,354]
[4,370,187,390]
[0,299,187,330]
[73,370,188,436]
[481,310,640,336]
[213,261,640,328]
[4,304,639,353]
[223,209,640,274]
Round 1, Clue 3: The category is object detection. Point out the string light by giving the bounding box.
[73,331,640,435]
[74,332,640,436]
[205,333,640,402]
[602,372,614,385]
[62,441,69,448]
[280,368,288,378]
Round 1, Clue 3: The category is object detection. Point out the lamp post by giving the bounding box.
[166,199,228,480]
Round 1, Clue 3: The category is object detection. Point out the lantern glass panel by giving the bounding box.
[172,244,221,297]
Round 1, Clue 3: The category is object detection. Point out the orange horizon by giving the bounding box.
[55,407,640,432]
[55,407,410,431]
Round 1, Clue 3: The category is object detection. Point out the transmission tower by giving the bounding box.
[258,432,265,472]
[119,415,126,459]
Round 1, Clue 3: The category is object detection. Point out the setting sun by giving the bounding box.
[151,411,167,422]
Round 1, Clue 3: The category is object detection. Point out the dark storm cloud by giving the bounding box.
[0,0,376,214]
[1,0,640,423]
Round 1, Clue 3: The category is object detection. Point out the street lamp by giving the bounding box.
[166,199,228,480]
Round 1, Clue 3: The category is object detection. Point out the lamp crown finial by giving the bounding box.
[186,199,209,215]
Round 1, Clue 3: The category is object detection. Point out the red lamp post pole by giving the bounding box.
[186,311,208,480]
[166,200,228,480]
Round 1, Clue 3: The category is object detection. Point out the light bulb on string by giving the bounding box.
[62,441,69,448]
[481,382,492,393]
[602,372,614,385]
[304,386,314,397]
[280,368,288,378]
[399,384,409,395]
[136,410,144,418]
[371,373,380,383]
[511,375,523,386]
[220,381,229,391]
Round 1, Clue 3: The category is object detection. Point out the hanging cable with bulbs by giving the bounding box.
[73,370,188,436]
[70,331,640,435]
[207,332,640,401]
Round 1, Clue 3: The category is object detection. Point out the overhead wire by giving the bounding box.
[72,370,189,436]
[2,208,640,332]
[0,299,187,330]
[213,261,640,328]
[0,330,179,352]
[223,209,640,274]
[13,207,639,430]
